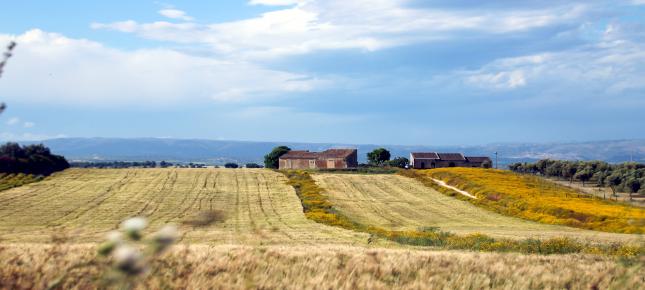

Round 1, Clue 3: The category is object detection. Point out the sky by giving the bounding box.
[0,0,644,146]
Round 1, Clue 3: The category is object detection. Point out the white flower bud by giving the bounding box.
[113,245,144,274]
[154,225,178,245]
[121,217,148,233]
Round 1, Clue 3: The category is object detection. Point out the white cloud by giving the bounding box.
[23,122,35,128]
[467,70,527,89]
[0,29,324,106]
[458,24,645,102]
[158,9,194,21]
[92,1,588,59]
[6,117,19,125]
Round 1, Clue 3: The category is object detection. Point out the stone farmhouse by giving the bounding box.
[409,152,491,169]
[279,149,358,170]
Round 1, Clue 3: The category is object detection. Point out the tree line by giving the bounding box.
[0,142,69,176]
[509,159,645,198]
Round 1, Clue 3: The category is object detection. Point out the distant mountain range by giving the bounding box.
[19,138,645,166]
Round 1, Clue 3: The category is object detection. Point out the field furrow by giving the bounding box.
[0,168,367,245]
[312,173,641,243]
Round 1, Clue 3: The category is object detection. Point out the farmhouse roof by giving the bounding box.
[320,149,356,159]
[437,153,466,161]
[279,149,357,160]
[466,156,491,162]
[279,150,318,159]
[410,152,440,159]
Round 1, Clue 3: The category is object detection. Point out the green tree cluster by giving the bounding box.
[0,142,69,175]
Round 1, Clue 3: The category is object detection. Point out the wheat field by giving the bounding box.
[1,168,643,289]
[0,168,366,245]
[312,173,642,243]
[1,244,642,290]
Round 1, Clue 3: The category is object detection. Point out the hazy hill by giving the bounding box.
[18,138,645,166]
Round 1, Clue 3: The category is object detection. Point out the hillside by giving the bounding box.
[311,173,638,242]
[17,137,645,165]
[409,168,645,234]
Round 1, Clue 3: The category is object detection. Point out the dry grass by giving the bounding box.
[412,168,645,234]
[0,168,366,245]
[313,173,642,243]
[1,243,642,290]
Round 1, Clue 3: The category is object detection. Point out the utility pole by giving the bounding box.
[494,152,498,169]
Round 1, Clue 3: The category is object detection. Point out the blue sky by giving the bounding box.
[1,0,644,146]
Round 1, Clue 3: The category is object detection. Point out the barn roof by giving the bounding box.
[412,152,470,161]
[279,148,357,160]
[410,152,440,159]
[320,149,356,158]
[437,153,466,161]
[279,150,318,159]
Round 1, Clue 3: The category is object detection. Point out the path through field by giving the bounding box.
[312,173,641,243]
[0,169,367,244]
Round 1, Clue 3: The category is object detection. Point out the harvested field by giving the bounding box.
[312,173,642,243]
[0,168,367,245]
[1,244,642,290]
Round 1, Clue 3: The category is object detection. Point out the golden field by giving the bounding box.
[408,168,645,234]
[0,168,643,289]
[0,168,365,244]
[1,244,642,290]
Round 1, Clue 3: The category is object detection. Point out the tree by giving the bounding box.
[562,162,578,184]
[625,177,641,201]
[574,169,593,186]
[387,157,408,168]
[264,146,291,169]
[606,173,622,200]
[367,148,391,166]
[224,163,239,169]
[245,163,262,168]
[0,142,69,175]
[481,160,492,169]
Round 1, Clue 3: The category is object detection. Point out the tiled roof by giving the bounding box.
[437,153,466,161]
[320,149,356,158]
[279,150,318,159]
[411,152,439,159]
[279,149,357,160]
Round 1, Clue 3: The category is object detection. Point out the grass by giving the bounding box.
[312,173,640,243]
[283,170,644,257]
[1,243,643,290]
[403,168,645,234]
[0,173,42,192]
[1,168,643,289]
[0,168,365,244]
